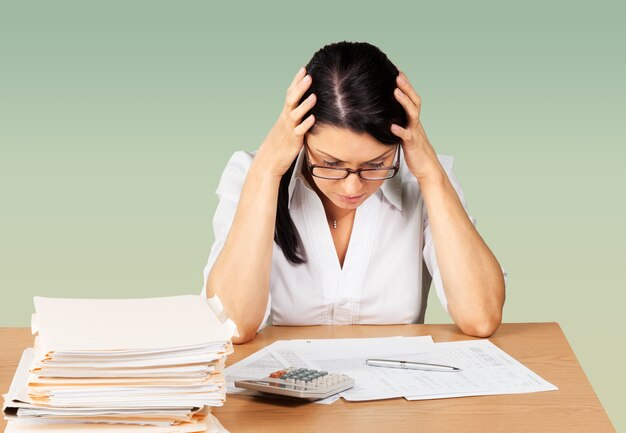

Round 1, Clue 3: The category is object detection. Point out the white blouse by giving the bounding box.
[201,146,505,333]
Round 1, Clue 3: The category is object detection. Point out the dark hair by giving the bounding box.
[274,41,409,264]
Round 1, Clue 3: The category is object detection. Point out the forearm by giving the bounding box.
[420,169,505,337]
[206,158,281,343]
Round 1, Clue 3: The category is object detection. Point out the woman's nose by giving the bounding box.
[341,171,364,195]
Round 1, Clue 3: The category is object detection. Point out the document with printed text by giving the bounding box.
[224,336,558,403]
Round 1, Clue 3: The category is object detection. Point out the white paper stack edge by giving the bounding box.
[2,295,238,433]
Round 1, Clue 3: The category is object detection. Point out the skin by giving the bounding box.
[301,129,399,268]
[389,71,505,338]
[206,66,506,344]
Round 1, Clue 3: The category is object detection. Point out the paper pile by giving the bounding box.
[3,295,238,433]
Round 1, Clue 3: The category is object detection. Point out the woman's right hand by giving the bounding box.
[256,66,317,178]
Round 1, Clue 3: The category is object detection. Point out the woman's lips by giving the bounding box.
[337,193,364,203]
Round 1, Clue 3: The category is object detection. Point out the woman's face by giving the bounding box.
[303,126,399,210]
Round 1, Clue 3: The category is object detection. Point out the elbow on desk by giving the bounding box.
[232,329,257,345]
[230,317,263,345]
[450,304,503,338]
[204,282,264,345]
[448,289,505,338]
[456,316,502,338]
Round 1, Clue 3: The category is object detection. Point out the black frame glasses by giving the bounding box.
[304,139,401,181]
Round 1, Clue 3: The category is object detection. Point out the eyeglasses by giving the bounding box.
[304,139,401,181]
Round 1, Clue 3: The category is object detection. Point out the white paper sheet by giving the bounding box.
[402,339,558,399]
[224,336,558,403]
[287,336,436,402]
[224,336,434,403]
[32,295,237,354]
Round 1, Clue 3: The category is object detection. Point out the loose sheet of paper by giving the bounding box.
[286,336,436,402]
[401,339,558,400]
[224,336,558,403]
[224,336,435,403]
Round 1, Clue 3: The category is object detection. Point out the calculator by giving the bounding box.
[234,367,355,400]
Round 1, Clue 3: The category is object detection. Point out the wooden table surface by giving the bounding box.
[0,323,616,433]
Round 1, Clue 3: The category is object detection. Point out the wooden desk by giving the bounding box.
[0,323,616,433]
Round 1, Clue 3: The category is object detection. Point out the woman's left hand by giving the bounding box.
[390,71,445,183]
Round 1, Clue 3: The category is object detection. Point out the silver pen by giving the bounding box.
[366,358,462,372]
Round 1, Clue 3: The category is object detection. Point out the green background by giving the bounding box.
[1,0,623,429]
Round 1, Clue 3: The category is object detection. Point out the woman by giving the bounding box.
[201,41,506,344]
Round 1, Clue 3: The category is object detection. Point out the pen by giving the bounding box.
[366,358,462,372]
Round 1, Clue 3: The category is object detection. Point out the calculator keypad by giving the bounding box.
[234,367,355,400]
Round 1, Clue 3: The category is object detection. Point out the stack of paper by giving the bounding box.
[3,295,237,433]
